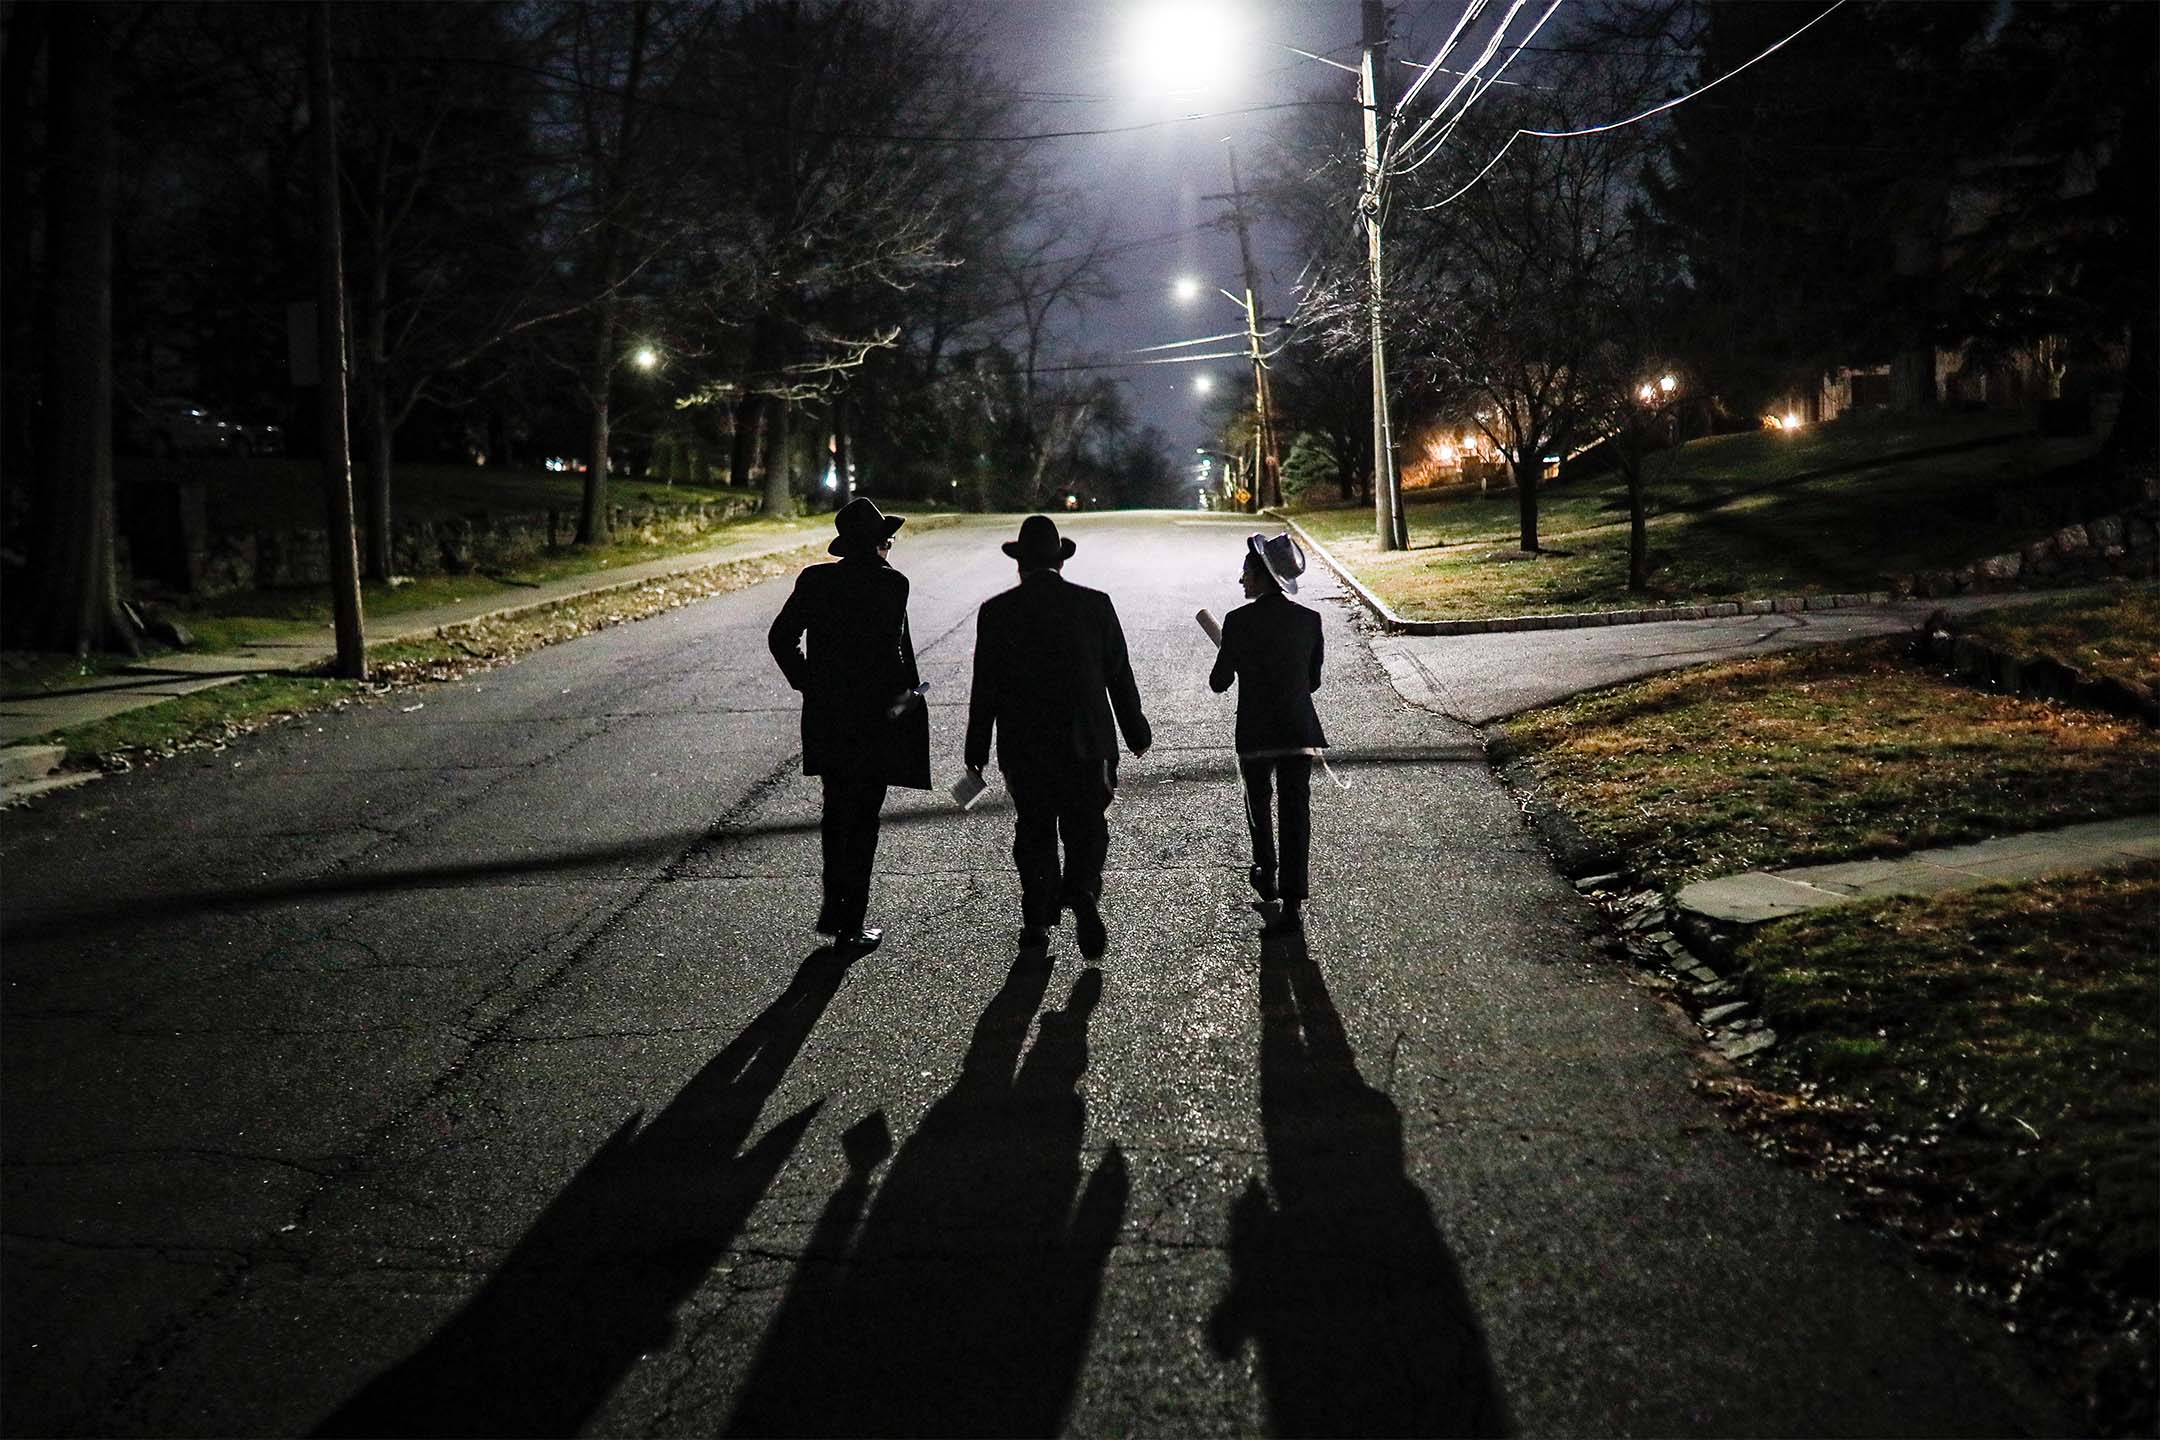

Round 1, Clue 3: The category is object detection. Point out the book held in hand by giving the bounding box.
[950,770,987,811]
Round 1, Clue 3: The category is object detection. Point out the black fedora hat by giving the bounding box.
[1002,514,1077,567]
[829,496,905,556]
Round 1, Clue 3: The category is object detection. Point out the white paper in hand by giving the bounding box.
[949,770,987,812]
[1196,609,1222,647]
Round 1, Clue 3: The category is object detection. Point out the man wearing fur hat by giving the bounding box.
[1209,531,1327,933]
[768,497,931,952]
[964,514,1153,956]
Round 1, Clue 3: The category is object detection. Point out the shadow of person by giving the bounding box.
[316,947,855,1438]
[1210,932,1511,1438]
[726,957,1127,1438]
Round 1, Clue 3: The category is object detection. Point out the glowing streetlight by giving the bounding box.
[632,346,659,371]
[1172,276,1202,303]
[1659,373,1677,394]
[1121,0,1245,100]
[1193,373,1214,396]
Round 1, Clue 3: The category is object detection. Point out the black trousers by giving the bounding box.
[1004,761,1113,927]
[1240,756,1313,901]
[819,777,888,933]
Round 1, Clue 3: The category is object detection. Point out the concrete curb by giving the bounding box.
[1268,511,1892,636]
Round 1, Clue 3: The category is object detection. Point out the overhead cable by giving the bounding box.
[1412,0,1848,208]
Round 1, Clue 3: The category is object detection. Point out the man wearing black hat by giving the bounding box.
[769,497,932,952]
[964,514,1152,956]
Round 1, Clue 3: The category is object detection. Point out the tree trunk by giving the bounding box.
[1514,452,1542,553]
[579,301,614,544]
[729,391,762,490]
[310,0,366,678]
[34,5,134,657]
[362,253,393,580]
[1,3,46,482]
[761,396,793,516]
[1622,444,1649,591]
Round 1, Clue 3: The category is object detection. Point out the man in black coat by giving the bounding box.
[964,515,1152,956]
[768,497,931,952]
[1209,532,1327,932]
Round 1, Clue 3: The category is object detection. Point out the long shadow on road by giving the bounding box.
[1211,926,1511,1437]
[0,745,1487,946]
[725,955,1126,1437]
[314,946,852,1438]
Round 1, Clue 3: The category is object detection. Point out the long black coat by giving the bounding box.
[768,554,931,788]
[964,570,1152,777]
[1208,591,1328,754]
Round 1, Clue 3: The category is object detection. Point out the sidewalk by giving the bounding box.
[0,520,970,750]
[1677,813,2160,927]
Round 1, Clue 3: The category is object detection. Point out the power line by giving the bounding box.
[1411,0,1848,207]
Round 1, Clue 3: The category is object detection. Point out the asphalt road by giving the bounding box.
[1,511,2065,1436]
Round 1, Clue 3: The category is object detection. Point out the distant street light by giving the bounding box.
[1173,276,1203,303]
[1193,373,1214,395]
[632,346,659,371]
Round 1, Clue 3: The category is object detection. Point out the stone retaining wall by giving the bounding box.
[183,497,755,596]
[1892,500,2158,598]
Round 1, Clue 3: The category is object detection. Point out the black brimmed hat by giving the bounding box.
[1002,514,1076,567]
[829,496,905,556]
[1247,531,1307,594]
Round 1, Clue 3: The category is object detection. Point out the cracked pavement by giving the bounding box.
[1,513,2066,1435]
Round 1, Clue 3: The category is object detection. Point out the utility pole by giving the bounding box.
[1359,0,1407,550]
[310,0,367,678]
[1221,142,1282,512]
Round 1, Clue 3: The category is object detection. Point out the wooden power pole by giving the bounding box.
[310,1,367,678]
[1219,143,1282,513]
[1360,0,1407,550]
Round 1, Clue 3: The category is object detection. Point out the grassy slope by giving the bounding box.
[1955,584,2160,695]
[1499,636,2160,891]
[1736,864,2157,1434]
[1293,412,2104,619]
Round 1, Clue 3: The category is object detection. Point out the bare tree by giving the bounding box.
[32,3,136,656]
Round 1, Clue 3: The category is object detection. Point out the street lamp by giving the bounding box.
[632,346,659,372]
[1173,276,1203,303]
[1193,373,1214,395]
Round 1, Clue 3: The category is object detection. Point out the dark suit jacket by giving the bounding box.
[965,570,1152,777]
[1209,591,1327,755]
[768,554,931,788]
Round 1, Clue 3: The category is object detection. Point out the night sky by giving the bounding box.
[970,1,1488,454]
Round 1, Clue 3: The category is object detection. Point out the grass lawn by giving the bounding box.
[1953,583,2160,695]
[1498,636,2160,892]
[1733,864,2157,1434]
[1292,411,2107,619]
[32,549,810,765]
[118,454,754,533]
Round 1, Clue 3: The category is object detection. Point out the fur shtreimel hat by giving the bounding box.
[1002,514,1076,568]
[830,497,905,556]
[1247,530,1307,594]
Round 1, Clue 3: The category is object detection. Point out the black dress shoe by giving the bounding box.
[836,926,883,953]
[1072,897,1107,959]
[1248,865,1278,902]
